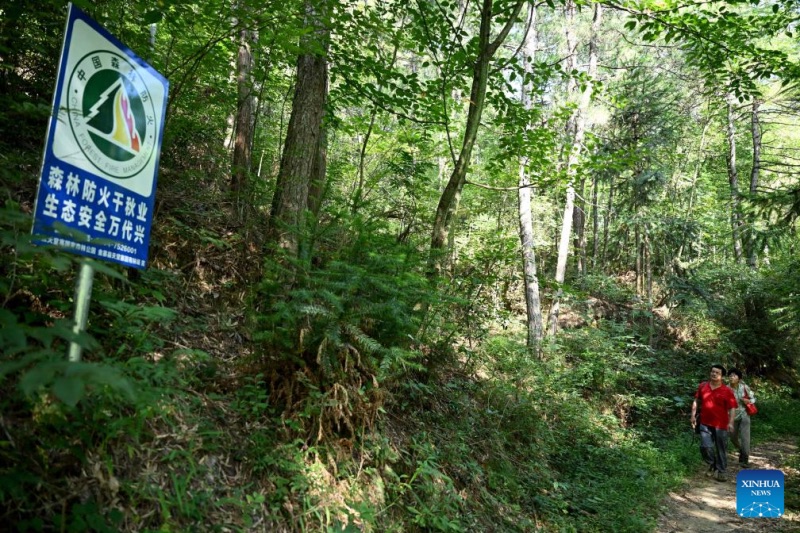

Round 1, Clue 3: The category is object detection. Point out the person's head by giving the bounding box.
[710,364,726,383]
[728,368,743,385]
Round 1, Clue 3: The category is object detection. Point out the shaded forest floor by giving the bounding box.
[658,439,800,532]
[5,188,800,531]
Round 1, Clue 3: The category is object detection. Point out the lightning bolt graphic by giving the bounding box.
[85,78,123,123]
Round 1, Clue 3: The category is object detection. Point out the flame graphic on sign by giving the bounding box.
[113,90,141,152]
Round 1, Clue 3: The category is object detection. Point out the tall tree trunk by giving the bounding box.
[635,224,642,295]
[548,186,574,335]
[747,99,762,269]
[644,223,654,346]
[676,119,710,263]
[601,180,614,267]
[572,3,601,277]
[591,170,599,269]
[231,26,256,223]
[548,1,599,335]
[428,0,525,278]
[267,0,329,256]
[725,96,744,264]
[517,5,544,354]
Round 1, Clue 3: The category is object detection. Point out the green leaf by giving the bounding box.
[86,259,128,282]
[19,362,61,396]
[143,10,164,24]
[70,0,93,10]
[0,358,34,380]
[0,309,26,355]
[52,375,86,406]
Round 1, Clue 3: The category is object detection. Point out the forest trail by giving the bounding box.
[657,439,800,532]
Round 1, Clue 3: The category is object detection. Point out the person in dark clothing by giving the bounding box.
[691,364,737,481]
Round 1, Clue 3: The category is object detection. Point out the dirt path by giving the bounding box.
[657,439,800,532]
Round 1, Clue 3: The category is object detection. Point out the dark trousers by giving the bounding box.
[731,416,751,465]
[699,424,728,473]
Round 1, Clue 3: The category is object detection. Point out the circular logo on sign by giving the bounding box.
[67,51,156,179]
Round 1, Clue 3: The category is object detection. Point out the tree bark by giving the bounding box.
[591,170,599,269]
[601,179,613,267]
[231,26,256,222]
[635,224,642,295]
[725,96,744,264]
[307,124,328,219]
[267,0,330,256]
[747,99,762,269]
[517,5,544,354]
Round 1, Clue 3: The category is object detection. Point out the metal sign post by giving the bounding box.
[68,260,95,362]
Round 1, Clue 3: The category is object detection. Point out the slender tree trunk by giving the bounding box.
[548,187,574,335]
[351,37,400,214]
[231,26,256,222]
[267,0,330,256]
[548,1,599,335]
[676,119,710,263]
[352,110,376,213]
[548,0,577,336]
[747,99,762,269]
[725,96,744,264]
[601,180,613,267]
[635,224,642,295]
[572,3,601,277]
[517,5,544,354]
[428,0,525,278]
[644,223,654,345]
[591,171,599,269]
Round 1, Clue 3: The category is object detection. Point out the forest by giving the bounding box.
[2,0,800,531]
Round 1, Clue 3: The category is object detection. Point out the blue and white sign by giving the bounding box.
[32,4,168,269]
[736,469,784,518]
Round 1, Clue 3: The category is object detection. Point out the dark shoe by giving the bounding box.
[739,463,749,468]
[715,472,726,482]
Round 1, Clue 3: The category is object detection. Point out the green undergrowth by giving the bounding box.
[1,307,796,531]
[749,383,800,441]
[3,205,799,531]
[377,334,700,532]
[1,349,697,532]
[0,273,698,533]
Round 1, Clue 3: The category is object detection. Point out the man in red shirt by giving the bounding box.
[691,364,737,481]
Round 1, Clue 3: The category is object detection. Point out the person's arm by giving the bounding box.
[691,398,698,429]
[743,384,755,404]
[728,408,736,431]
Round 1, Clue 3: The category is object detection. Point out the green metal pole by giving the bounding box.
[68,260,95,362]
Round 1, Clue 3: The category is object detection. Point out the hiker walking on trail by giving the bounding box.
[727,368,755,468]
[690,364,737,481]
